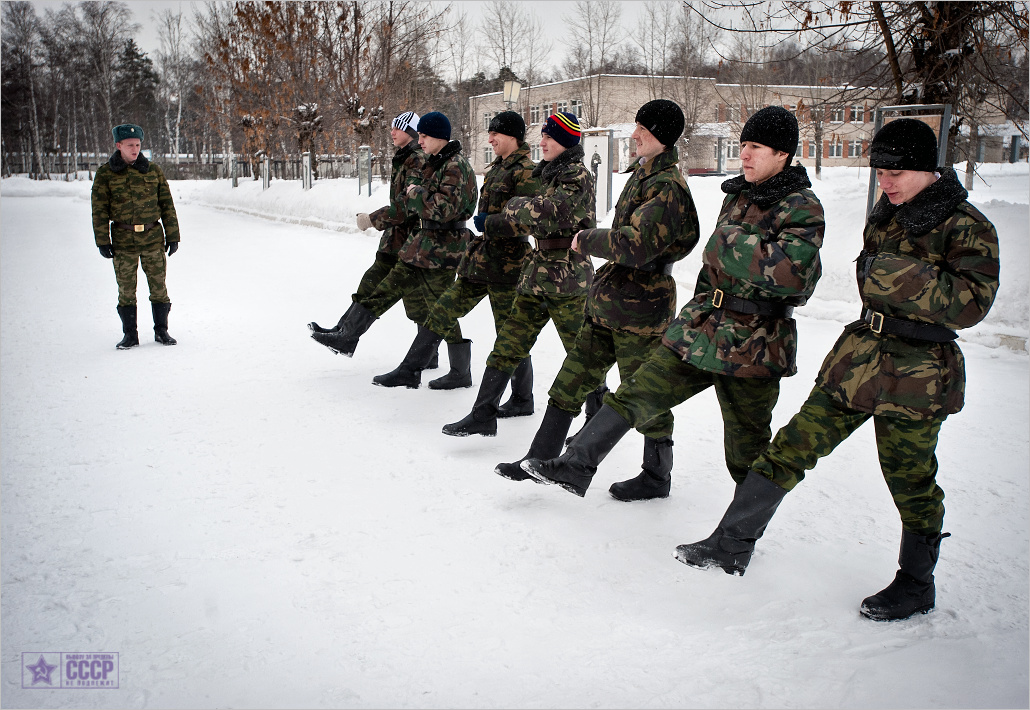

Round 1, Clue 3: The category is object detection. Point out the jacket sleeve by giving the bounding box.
[406,160,477,223]
[371,152,422,230]
[503,166,590,233]
[90,170,112,246]
[862,215,1000,330]
[156,167,180,242]
[484,165,540,239]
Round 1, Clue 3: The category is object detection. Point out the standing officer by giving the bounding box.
[521,106,825,497]
[91,123,180,349]
[372,111,541,398]
[675,119,1000,622]
[442,111,595,437]
[495,99,700,501]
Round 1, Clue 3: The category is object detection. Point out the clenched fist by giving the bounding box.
[356,213,373,231]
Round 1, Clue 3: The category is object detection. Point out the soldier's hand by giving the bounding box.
[98,245,114,259]
[165,242,178,257]
[472,214,487,233]
[572,230,586,252]
[356,213,373,231]
[856,250,876,279]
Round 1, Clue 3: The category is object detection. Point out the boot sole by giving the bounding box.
[859,605,934,622]
[608,490,670,502]
[520,462,586,496]
[372,380,420,389]
[441,428,496,438]
[673,548,745,576]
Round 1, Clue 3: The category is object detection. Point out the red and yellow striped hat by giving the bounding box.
[541,112,582,147]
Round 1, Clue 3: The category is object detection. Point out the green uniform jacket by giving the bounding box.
[91,152,180,249]
[663,164,825,378]
[369,141,426,254]
[817,167,1000,419]
[501,144,595,296]
[400,140,478,270]
[458,141,540,284]
[577,148,701,336]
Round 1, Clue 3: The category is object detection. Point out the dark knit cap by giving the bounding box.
[417,111,451,141]
[540,112,582,148]
[112,124,144,143]
[488,111,526,142]
[739,106,798,161]
[635,99,684,148]
[869,118,939,171]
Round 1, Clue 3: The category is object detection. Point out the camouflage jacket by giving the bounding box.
[458,142,540,284]
[399,140,478,270]
[663,164,824,377]
[91,152,180,249]
[578,148,700,335]
[369,141,425,254]
[817,168,1000,419]
[501,144,595,296]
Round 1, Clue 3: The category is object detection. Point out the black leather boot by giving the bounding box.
[860,530,950,621]
[674,470,787,576]
[428,340,473,389]
[522,405,632,497]
[495,405,576,481]
[566,384,609,445]
[116,305,139,349]
[152,302,177,345]
[310,302,376,356]
[609,436,673,501]
[308,302,356,333]
[442,367,509,437]
[498,356,534,418]
[372,325,444,389]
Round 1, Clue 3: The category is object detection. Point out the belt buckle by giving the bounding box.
[869,311,884,334]
[134,224,145,233]
[712,289,724,309]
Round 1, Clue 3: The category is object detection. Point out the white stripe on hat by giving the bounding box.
[392,111,419,132]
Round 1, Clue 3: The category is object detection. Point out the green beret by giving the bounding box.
[112,124,144,143]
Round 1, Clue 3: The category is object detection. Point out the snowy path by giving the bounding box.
[1,178,1027,709]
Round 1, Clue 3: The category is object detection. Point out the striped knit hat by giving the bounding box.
[541,112,581,148]
[391,111,420,140]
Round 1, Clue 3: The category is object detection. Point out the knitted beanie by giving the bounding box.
[112,124,144,143]
[417,111,451,141]
[392,111,420,141]
[739,106,798,161]
[540,112,582,148]
[635,99,685,148]
[869,118,939,171]
[488,111,526,142]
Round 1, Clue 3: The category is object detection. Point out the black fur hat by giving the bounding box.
[635,99,684,148]
[869,118,939,171]
[739,106,798,161]
[488,111,526,142]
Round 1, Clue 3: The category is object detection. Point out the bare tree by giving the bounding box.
[636,1,677,99]
[562,0,624,127]
[2,2,47,178]
[155,8,192,164]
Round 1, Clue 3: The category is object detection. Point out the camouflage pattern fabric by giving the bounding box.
[662,164,824,378]
[112,245,168,306]
[485,291,587,375]
[92,151,180,248]
[577,147,701,335]
[369,142,426,254]
[817,168,1000,419]
[424,278,519,343]
[355,251,430,325]
[400,140,478,270]
[751,386,945,535]
[358,261,461,342]
[604,345,780,481]
[547,321,672,439]
[458,142,540,284]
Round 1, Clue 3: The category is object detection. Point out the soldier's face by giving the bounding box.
[876,169,937,205]
[418,133,448,155]
[390,127,412,148]
[488,131,518,160]
[740,141,788,185]
[117,138,142,164]
[540,133,566,161]
[632,123,664,160]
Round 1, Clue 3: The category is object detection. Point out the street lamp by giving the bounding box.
[500,66,522,109]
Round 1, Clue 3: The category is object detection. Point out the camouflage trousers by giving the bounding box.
[751,386,946,536]
[112,244,168,306]
[357,260,461,342]
[606,345,780,483]
[355,251,428,325]
[547,319,672,439]
[485,291,587,375]
[424,277,518,343]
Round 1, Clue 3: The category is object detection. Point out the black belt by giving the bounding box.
[112,221,158,233]
[420,219,466,230]
[535,237,574,250]
[861,307,957,342]
[635,261,675,275]
[712,289,793,318]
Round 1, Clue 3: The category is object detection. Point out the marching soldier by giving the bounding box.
[372,111,541,399]
[442,112,595,437]
[91,123,180,349]
[495,99,701,501]
[676,119,1000,622]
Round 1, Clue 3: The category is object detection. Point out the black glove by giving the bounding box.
[98,244,114,259]
[166,242,178,256]
[472,214,487,233]
[856,250,877,280]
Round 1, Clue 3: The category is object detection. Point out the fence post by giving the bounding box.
[302,152,312,190]
[231,155,238,187]
[358,145,372,196]
[261,156,271,190]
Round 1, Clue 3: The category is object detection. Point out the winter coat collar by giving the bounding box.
[636,147,680,178]
[109,150,150,174]
[426,140,463,170]
[534,143,585,182]
[721,164,811,208]
[868,167,968,237]
[490,141,531,170]
[394,141,418,162]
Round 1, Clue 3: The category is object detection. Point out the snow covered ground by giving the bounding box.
[1,163,1027,709]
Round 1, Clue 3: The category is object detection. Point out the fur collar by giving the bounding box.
[721,164,811,208]
[868,167,968,237]
[427,140,463,170]
[534,143,585,182]
[109,150,150,174]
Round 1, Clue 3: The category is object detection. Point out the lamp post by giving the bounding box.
[500,66,522,109]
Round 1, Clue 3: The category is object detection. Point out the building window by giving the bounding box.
[725,105,737,122]
[570,99,583,118]
[530,105,540,125]
[807,140,817,158]
[848,140,863,158]
[484,112,493,131]
[829,139,843,158]
[727,140,740,159]
[531,144,542,162]
[797,140,803,159]
[715,106,721,122]
[484,147,494,165]
[556,100,568,115]
[830,107,845,123]
[850,105,864,122]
